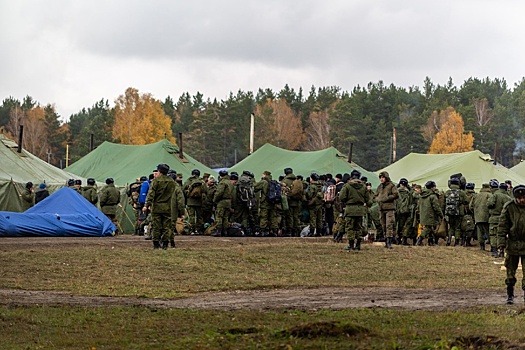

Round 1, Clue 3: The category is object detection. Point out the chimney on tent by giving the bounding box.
[17,125,23,153]
[178,132,184,159]
[89,133,94,152]
[347,142,353,163]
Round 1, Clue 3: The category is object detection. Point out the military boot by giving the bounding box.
[345,239,355,251]
[446,236,452,246]
[153,241,161,249]
[170,239,176,248]
[385,237,393,249]
[161,241,169,250]
[506,285,514,305]
[401,236,408,246]
[480,241,485,251]
[354,238,362,251]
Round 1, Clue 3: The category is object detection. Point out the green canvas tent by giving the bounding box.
[0,134,87,211]
[511,161,525,178]
[378,150,525,190]
[65,139,217,186]
[228,143,379,188]
[65,140,217,234]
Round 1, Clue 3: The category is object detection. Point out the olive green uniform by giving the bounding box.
[100,184,120,232]
[213,175,233,235]
[488,189,512,252]
[418,188,443,245]
[339,179,372,248]
[81,185,98,205]
[145,174,176,246]
[305,180,324,235]
[183,176,207,234]
[21,188,35,211]
[254,176,279,235]
[498,199,525,293]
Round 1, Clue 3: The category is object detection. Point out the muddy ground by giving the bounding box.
[0,236,513,311]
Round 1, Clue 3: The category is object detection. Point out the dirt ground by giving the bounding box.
[0,236,511,311]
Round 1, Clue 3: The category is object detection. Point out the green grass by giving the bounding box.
[0,238,504,297]
[2,305,525,349]
[0,237,519,349]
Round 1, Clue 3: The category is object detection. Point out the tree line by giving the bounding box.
[1,76,524,172]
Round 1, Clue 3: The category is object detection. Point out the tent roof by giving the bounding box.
[511,161,525,177]
[65,139,217,186]
[378,150,525,190]
[228,143,379,187]
[0,134,83,185]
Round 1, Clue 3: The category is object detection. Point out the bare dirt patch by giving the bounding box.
[0,286,508,311]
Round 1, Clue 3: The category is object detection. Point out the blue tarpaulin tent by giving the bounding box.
[0,187,115,237]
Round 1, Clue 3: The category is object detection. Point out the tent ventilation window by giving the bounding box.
[163,144,188,163]
[1,138,28,157]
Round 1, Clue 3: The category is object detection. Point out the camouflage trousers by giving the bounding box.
[380,210,395,238]
[151,212,172,243]
[344,215,364,241]
[187,206,203,233]
[505,254,525,290]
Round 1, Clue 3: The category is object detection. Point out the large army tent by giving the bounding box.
[377,150,525,190]
[0,134,87,212]
[65,139,217,186]
[0,187,115,237]
[228,143,379,188]
[511,161,525,178]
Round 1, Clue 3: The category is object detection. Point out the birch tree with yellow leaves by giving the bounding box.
[428,107,474,154]
[113,87,174,145]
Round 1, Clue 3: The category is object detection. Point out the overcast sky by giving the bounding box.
[1,1,524,120]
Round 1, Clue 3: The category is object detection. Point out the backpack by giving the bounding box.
[323,184,336,202]
[238,175,256,208]
[267,180,282,204]
[445,189,460,216]
[290,179,304,200]
[188,180,204,199]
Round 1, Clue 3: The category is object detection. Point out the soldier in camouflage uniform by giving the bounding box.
[339,170,372,251]
[375,171,399,248]
[255,171,279,236]
[305,173,324,236]
[212,170,233,237]
[144,164,176,249]
[488,181,512,257]
[470,183,492,251]
[21,181,35,211]
[100,178,121,234]
[416,181,443,246]
[168,170,185,247]
[183,169,207,235]
[395,178,412,245]
[497,185,525,304]
[81,178,99,206]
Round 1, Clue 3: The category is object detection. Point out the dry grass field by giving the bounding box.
[1,235,525,349]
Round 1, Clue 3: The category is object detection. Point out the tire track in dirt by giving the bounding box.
[0,287,509,310]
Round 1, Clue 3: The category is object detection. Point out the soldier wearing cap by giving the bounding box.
[144,164,176,249]
[183,169,207,235]
[254,171,279,236]
[498,184,525,304]
[21,181,35,211]
[416,181,443,246]
[339,170,372,251]
[470,183,492,251]
[212,170,233,236]
[396,178,412,245]
[100,178,121,234]
[375,171,399,248]
[488,182,512,257]
[82,178,98,205]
